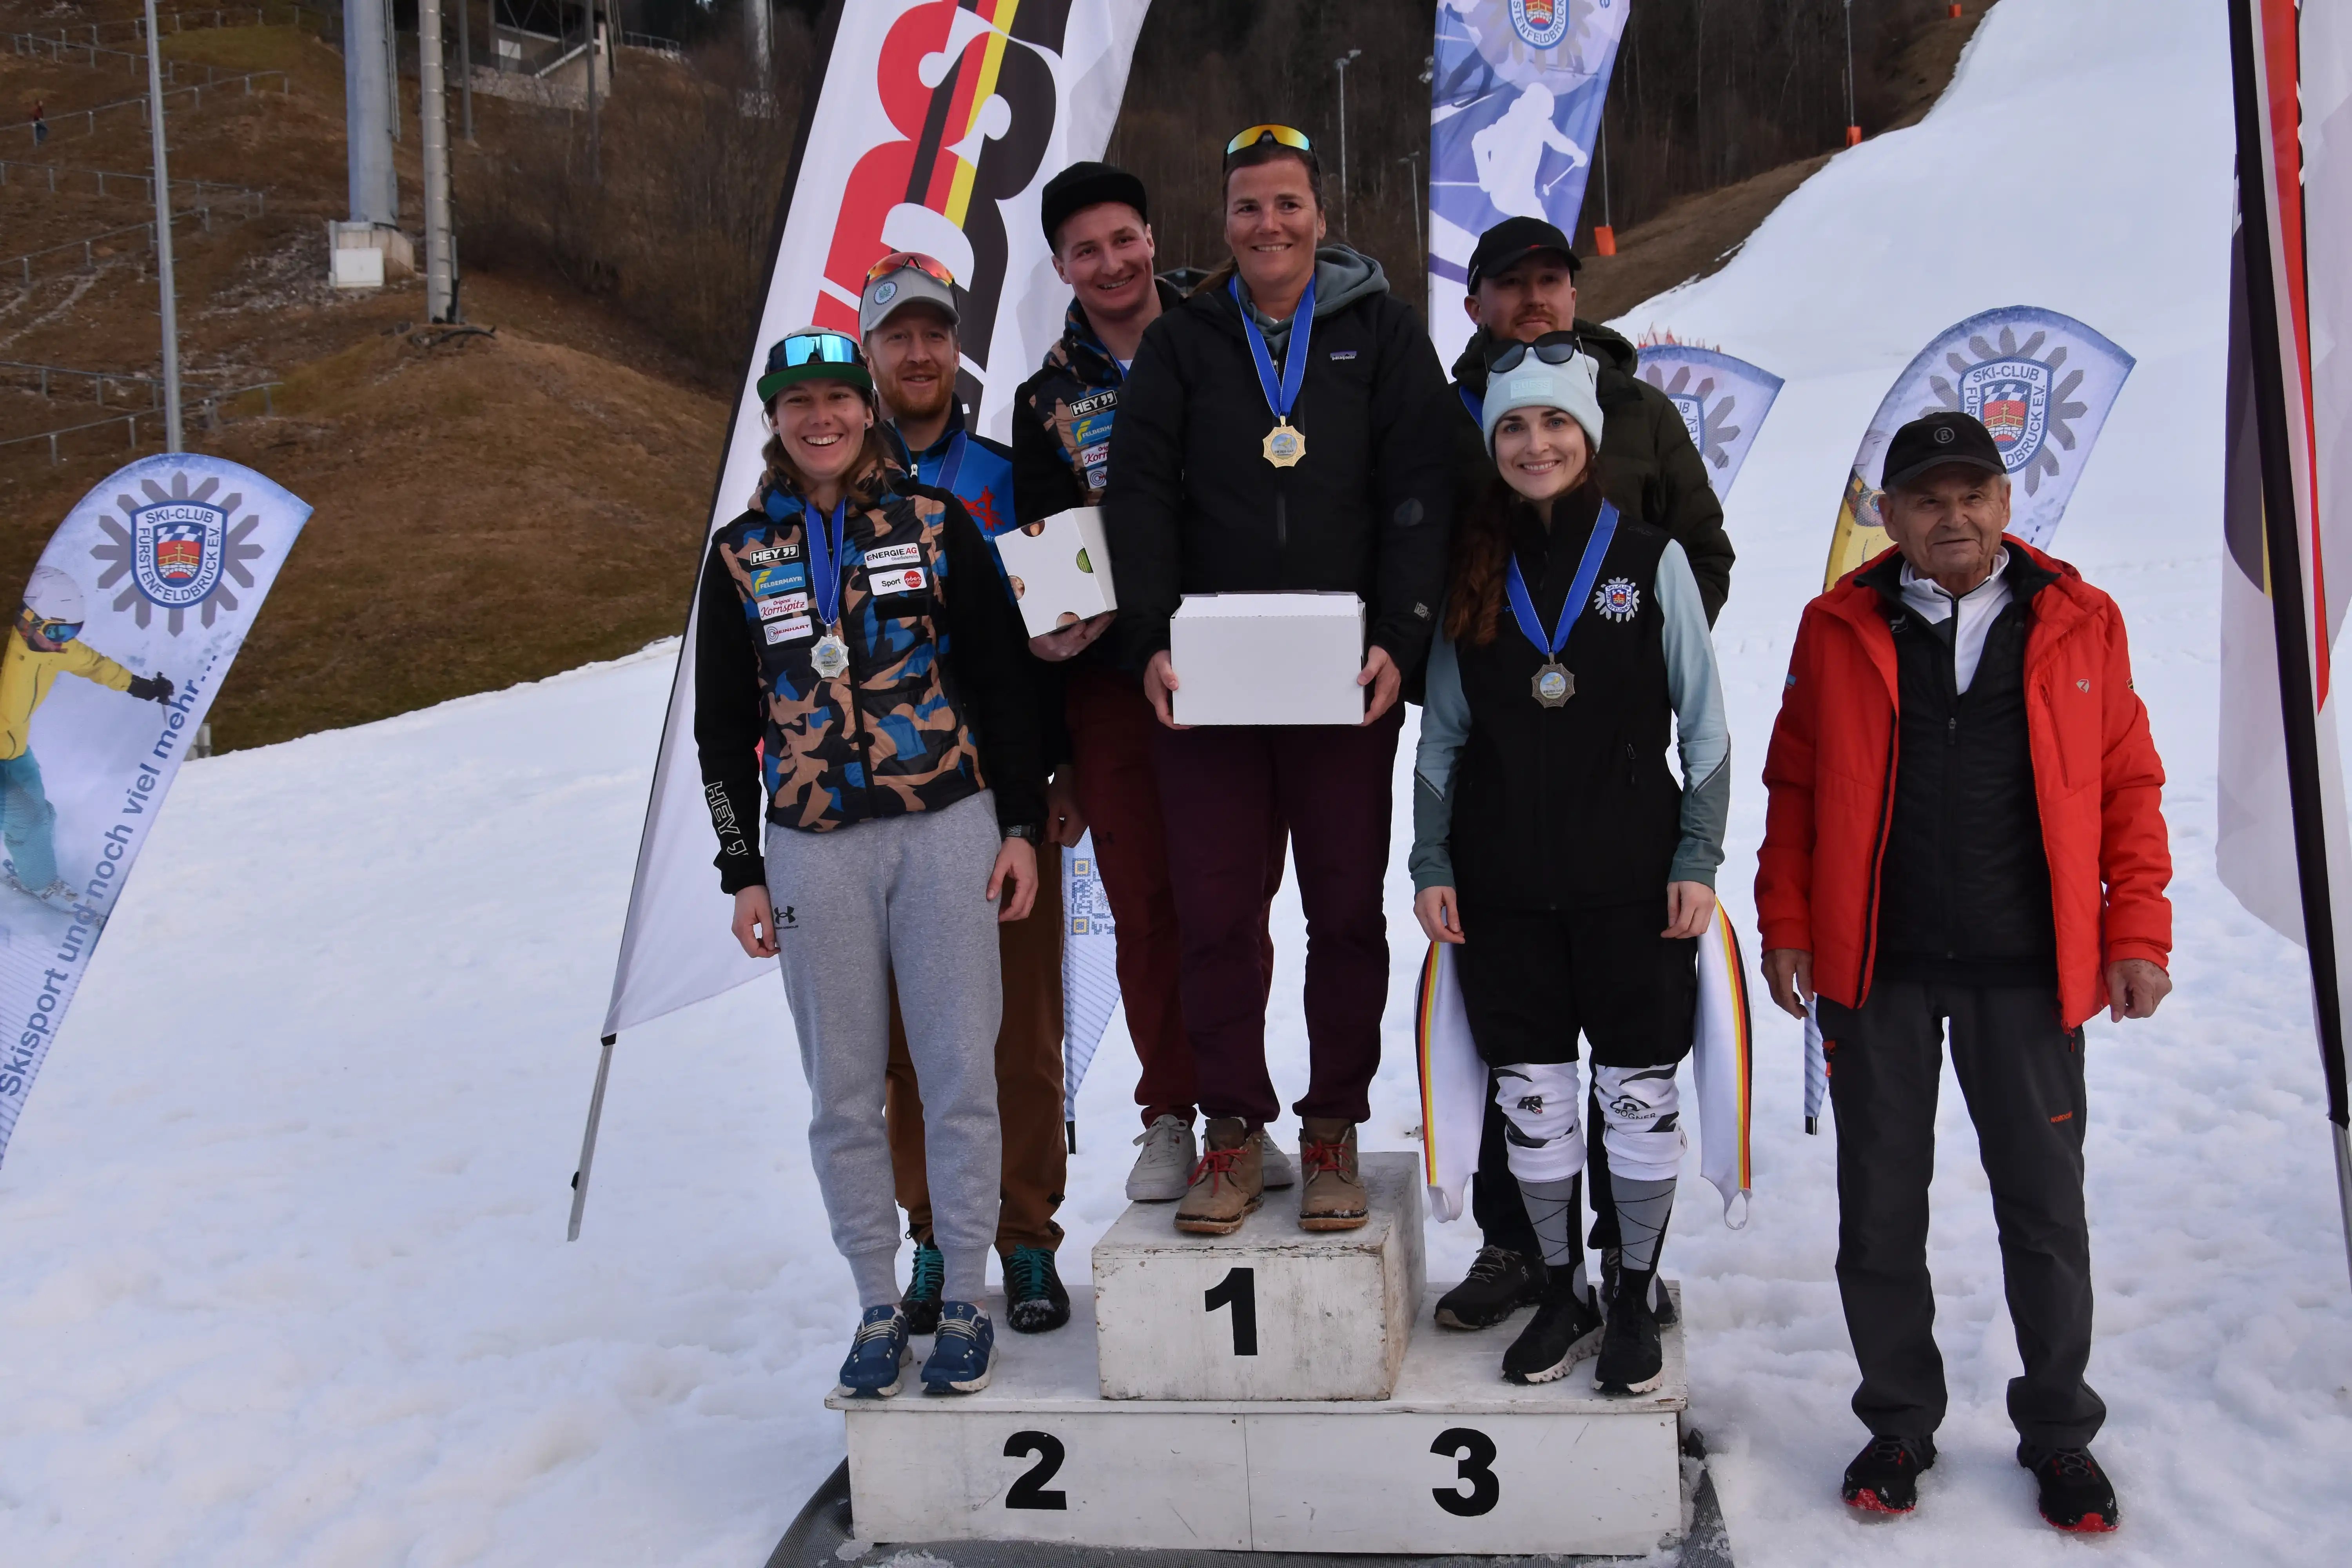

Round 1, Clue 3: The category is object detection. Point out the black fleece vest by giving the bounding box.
[1450,493,1679,913]
[1871,559,2060,985]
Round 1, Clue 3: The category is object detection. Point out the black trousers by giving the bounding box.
[1460,901,1696,1256]
[1819,977,2105,1449]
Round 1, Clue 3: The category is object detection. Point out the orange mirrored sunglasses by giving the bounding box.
[1224,124,1315,156]
[864,251,958,289]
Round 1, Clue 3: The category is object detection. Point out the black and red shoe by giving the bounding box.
[2018,1443,2120,1533]
[1841,1433,1936,1515]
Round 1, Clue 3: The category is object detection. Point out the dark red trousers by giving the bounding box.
[1150,706,1403,1128]
[1067,669,1283,1128]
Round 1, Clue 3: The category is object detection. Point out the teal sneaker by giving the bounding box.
[900,1240,944,1335]
[1004,1245,1071,1334]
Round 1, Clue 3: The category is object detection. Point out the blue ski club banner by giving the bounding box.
[1633,343,1784,497]
[1427,0,1630,368]
[1802,306,2136,1130]
[1061,833,1118,1141]
[0,455,310,1165]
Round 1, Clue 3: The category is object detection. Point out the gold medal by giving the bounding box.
[1532,661,1573,707]
[1262,418,1306,468]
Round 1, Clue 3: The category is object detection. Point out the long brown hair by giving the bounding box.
[1445,472,1604,646]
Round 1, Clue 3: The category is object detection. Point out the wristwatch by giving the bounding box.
[1002,824,1040,842]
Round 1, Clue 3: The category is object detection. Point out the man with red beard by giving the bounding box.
[1011,163,1296,1206]
[862,255,1076,1338]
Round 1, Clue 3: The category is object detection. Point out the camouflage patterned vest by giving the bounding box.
[710,477,984,832]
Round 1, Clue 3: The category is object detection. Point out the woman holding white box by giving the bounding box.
[1102,125,1455,1237]
[1409,346,1729,1397]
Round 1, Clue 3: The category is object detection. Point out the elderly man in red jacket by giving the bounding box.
[1757,412,2172,1536]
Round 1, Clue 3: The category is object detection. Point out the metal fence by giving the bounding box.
[0,382,283,465]
[3,196,263,287]
[0,156,264,212]
[3,70,292,152]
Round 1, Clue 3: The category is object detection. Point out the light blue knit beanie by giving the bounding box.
[1483,349,1604,459]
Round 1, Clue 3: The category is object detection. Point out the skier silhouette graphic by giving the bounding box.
[0,568,175,907]
[1470,83,1587,220]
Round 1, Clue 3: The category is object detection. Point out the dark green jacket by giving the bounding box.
[1450,319,1733,624]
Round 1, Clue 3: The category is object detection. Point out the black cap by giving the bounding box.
[1467,216,1579,288]
[1041,161,1149,247]
[1880,412,2007,493]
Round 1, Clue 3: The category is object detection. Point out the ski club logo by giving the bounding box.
[1594,577,1641,622]
[90,470,268,634]
[1927,324,2095,497]
[1509,0,1572,48]
[1640,362,1750,474]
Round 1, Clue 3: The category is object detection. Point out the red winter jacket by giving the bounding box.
[1755,539,2172,1029]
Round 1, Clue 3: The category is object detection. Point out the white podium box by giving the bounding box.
[1169,592,1365,726]
[829,1283,1688,1557]
[993,507,1116,637]
[1092,1152,1425,1402]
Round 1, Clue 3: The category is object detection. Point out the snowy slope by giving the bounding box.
[1,1,2346,1564]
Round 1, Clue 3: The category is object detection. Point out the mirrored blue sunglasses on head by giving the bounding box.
[779,331,863,369]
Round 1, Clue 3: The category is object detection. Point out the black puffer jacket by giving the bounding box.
[1451,319,1734,624]
[1103,247,1457,675]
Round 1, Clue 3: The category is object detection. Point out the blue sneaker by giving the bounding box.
[835,1305,912,1399]
[900,1240,944,1335]
[920,1300,995,1394]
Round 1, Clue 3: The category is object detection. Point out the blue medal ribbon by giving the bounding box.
[929,429,969,497]
[1503,501,1620,662]
[804,497,850,629]
[1230,273,1316,426]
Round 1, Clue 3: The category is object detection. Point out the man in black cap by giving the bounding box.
[1756,412,2172,1532]
[1434,216,1737,1335]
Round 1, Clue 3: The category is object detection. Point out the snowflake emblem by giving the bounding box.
[1641,363,1746,472]
[1925,324,2092,498]
[1594,577,1641,622]
[88,469,269,635]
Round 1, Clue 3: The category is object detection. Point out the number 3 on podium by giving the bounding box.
[1430,1427,1500,1517]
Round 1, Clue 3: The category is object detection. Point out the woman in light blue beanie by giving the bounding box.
[1411,334,1731,1396]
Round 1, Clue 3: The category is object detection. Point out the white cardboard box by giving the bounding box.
[1169,592,1365,726]
[992,507,1116,637]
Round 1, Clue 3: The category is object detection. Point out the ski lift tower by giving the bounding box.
[332,0,415,287]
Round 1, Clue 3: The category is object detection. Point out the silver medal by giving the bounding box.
[812,634,850,679]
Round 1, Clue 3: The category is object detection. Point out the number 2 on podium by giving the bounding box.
[1204,1266,1258,1355]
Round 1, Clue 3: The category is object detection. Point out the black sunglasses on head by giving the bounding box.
[1483,330,1583,375]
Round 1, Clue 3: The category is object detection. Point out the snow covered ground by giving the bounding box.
[2,0,2347,1563]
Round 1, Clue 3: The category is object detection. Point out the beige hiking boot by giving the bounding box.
[1298,1118,1370,1231]
[1174,1116,1264,1235]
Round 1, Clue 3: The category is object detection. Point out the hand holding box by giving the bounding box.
[992,507,1118,638]
[1169,593,1366,726]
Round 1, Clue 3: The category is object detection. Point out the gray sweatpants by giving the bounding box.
[766,790,1005,1310]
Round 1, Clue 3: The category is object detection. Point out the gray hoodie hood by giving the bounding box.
[1241,244,1388,357]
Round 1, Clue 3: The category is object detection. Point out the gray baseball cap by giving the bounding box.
[859,253,962,338]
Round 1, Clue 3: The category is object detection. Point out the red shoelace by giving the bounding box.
[1189,1146,1248,1193]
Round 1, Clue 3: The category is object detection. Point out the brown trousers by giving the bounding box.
[886,863,1067,1253]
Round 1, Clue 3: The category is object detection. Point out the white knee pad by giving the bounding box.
[1492,1062,1586,1183]
[1593,1064,1687,1182]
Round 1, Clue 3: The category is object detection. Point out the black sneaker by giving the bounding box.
[1437,1246,1547,1330]
[1499,1275,1604,1383]
[1592,1272,1663,1394]
[2018,1443,2119,1534]
[1842,1434,1937,1514]
[1003,1245,1071,1334]
[900,1240,944,1336]
[1599,1247,1678,1325]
